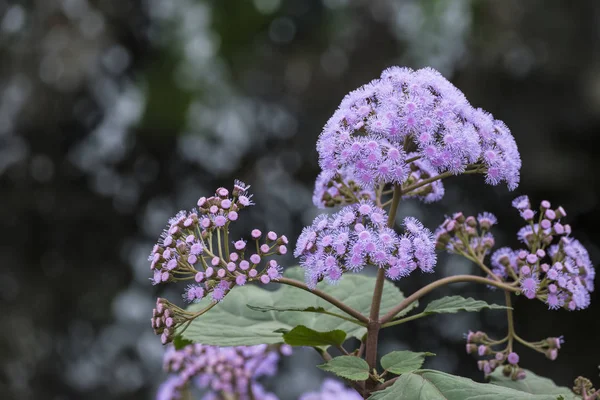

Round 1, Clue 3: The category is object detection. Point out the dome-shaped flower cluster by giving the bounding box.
[317,66,521,193]
[295,201,436,288]
[491,196,594,310]
[149,181,288,343]
[157,343,291,400]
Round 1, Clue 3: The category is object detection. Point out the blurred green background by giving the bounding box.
[1,0,599,399]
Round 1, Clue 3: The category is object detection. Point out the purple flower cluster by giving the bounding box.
[434,211,497,260]
[317,66,521,193]
[491,196,595,310]
[157,343,291,400]
[313,153,444,208]
[149,181,288,343]
[299,379,362,400]
[295,201,436,288]
[465,330,525,379]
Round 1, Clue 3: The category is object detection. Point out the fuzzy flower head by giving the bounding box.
[159,343,291,400]
[149,181,288,343]
[295,202,435,288]
[317,66,521,194]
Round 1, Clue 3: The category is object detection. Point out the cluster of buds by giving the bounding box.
[151,298,197,345]
[465,330,525,380]
[149,181,288,343]
[400,153,445,203]
[434,211,496,260]
[491,196,594,310]
[465,331,566,379]
[157,343,291,400]
[312,153,445,209]
[313,167,376,208]
[295,201,436,288]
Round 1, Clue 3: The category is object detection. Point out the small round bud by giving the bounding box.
[507,352,519,365]
[267,231,278,241]
[478,345,489,356]
[466,216,477,228]
[545,349,558,360]
[540,200,551,209]
[522,209,534,220]
[251,229,262,239]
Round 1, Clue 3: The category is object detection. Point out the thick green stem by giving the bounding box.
[379,275,518,325]
[365,184,402,390]
[276,277,369,323]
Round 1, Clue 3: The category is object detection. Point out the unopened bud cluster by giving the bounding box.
[313,153,444,209]
[313,167,376,208]
[157,343,292,400]
[149,181,288,343]
[465,330,525,380]
[434,211,497,261]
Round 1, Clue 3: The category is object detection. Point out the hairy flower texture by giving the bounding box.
[434,211,497,264]
[299,379,362,400]
[157,343,291,400]
[313,167,376,208]
[464,330,525,380]
[491,196,595,310]
[149,181,288,343]
[313,154,444,209]
[316,66,521,196]
[295,202,435,288]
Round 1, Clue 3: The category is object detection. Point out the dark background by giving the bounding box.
[1,0,599,399]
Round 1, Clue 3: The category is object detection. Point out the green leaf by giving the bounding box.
[282,325,346,347]
[369,370,559,400]
[318,356,370,381]
[182,267,414,347]
[423,296,509,315]
[380,351,435,375]
[172,335,193,350]
[247,305,328,314]
[489,369,580,400]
